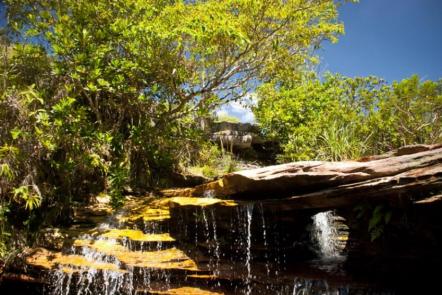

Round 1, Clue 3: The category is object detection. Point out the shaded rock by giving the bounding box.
[263,163,442,211]
[35,228,67,251]
[169,172,209,188]
[5,145,442,294]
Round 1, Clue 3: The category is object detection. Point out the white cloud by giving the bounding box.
[215,95,256,123]
[215,109,229,118]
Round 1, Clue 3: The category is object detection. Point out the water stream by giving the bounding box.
[244,203,254,295]
[311,211,343,260]
[7,197,398,295]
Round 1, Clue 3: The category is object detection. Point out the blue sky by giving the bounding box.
[319,0,442,82]
[230,0,442,122]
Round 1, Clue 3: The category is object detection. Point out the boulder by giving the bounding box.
[165,144,442,211]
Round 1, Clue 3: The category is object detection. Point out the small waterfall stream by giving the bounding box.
[10,196,397,295]
[244,203,254,295]
[311,211,344,260]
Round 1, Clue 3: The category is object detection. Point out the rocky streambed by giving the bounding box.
[1,144,441,294]
[0,195,372,294]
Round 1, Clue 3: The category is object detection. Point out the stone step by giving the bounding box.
[116,197,172,225]
[24,248,126,274]
[72,239,200,272]
[137,286,224,295]
[98,229,175,242]
[89,229,177,251]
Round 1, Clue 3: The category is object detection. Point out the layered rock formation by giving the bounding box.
[165,144,442,210]
[2,145,441,294]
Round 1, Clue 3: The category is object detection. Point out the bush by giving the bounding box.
[187,143,238,178]
[254,74,442,162]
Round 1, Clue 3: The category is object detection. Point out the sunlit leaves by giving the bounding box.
[0,163,14,181]
[20,86,44,105]
[255,73,442,162]
[0,0,347,232]
[10,128,22,140]
[0,144,19,158]
[12,185,42,211]
[52,97,76,114]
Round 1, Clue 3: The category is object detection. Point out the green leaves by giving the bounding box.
[10,128,22,140]
[52,97,76,114]
[0,144,19,158]
[0,0,346,254]
[0,163,14,181]
[86,82,98,92]
[254,73,441,162]
[368,205,384,232]
[97,78,110,88]
[88,153,109,174]
[368,205,394,242]
[12,185,42,211]
[20,86,44,105]
[354,203,394,242]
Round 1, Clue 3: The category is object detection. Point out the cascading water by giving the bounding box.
[244,203,254,295]
[311,211,343,259]
[259,203,271,276]
[209,209,221,277]
[24,197,201,295]
[10,195,395,295]
[292,277,345,295]
[48,237,134,295]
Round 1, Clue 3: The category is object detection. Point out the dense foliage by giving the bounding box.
[0,0,343,258]
[254,74,442,162]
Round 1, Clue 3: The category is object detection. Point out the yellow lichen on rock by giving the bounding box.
[74,239,125,253]
[73,239,198,271]
[115,195,235,223]
[101,229,175,242]
[186,274,218,279]
[56,255,125,273]
[169,197,237,207]
[117,207,171,222]
[25,248,125,273]
[150,287,224,295]
[116,197,171,222]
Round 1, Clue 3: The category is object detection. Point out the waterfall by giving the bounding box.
[245,203,254,295]
[210,209,220,277]
[15,195,389,295]
[259,203,270,276]
[292,277,345,295]
[311,211,342,259]
[201,207,220,276]
[203,189,215,198]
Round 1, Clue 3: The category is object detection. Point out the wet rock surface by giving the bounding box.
[2,145,441,294]
[0,194,410,294]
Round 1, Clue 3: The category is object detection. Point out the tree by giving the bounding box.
[0,0,345,256]
[3,0,343,188]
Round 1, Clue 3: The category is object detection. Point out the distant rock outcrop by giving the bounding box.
[209,121,266,150]
[203,120,279,163]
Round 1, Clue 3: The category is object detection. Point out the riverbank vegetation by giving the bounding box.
[0,0,440,271]
[0,0,344,261]
[254,74,441,162]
